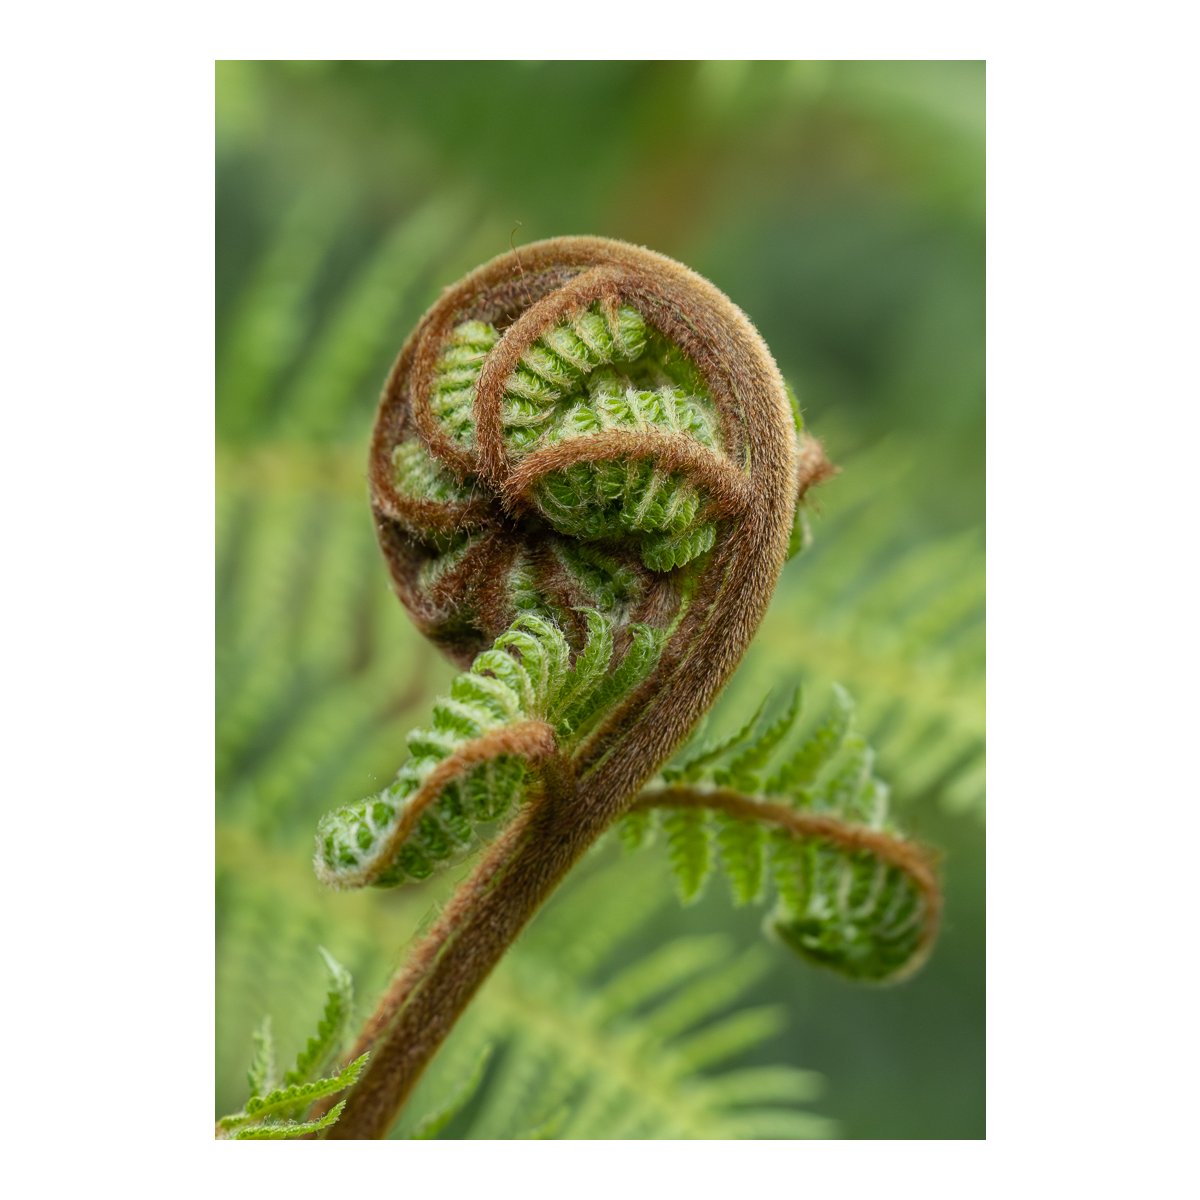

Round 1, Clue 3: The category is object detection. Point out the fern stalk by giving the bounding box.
[289,237,935,1139]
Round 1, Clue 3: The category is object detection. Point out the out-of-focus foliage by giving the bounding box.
[216,61,984,1137]
[392,854,835,1140]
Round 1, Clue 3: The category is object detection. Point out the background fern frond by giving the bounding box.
[390,855,836,1140]
[277,193,478,442]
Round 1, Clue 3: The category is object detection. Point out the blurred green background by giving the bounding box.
[216,61,984,1138]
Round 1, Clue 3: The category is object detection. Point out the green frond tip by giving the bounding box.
[718,687,801,791]
[286,947,353,1087]
[664,806,712,904]
[633,682,939,984]
[219,1053,370,1133]
[227,1100,348,1140]
[313,615,566,892]
[219,952,369,1139]
[314,609,664,892]
[765,683,853,798]
[766,839,930,983]
[408,1044,493,1139]
[246,1015,275,1100]
[664,694,769,783]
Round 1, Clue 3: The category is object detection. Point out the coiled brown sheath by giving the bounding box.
[323,236,830,1139]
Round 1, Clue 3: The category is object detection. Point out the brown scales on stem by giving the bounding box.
[319,236,845,1138]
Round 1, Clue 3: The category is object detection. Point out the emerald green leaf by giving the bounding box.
[664,807,712,904]
[569,622,666,739]
[769,827,812,916]
[813,733,872,818]
[676,696,768,782]
[315,617,553,891]
[551,609,613,728]
[719,687,801,789]
[246,1015,275,1100]
[767,848,929,983]
[220,1053,369,1129]
[639,683,937,983]
[228,1099,347,1139]
[715,813,765,905]
[496,614,570,713]
[617,807,655,853]
[766,684,852,797]
[286,947,353,1087]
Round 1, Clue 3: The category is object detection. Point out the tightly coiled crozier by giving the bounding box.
[369,237,830,763]
[369,234,830,667]
[321,237,837,1140]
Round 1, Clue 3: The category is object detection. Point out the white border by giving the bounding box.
[4,0,1196,1191]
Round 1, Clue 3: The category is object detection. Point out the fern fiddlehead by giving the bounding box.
[306,237,934,1138]
[314,610,664,890]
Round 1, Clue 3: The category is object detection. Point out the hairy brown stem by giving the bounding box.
[323,236,805,1138]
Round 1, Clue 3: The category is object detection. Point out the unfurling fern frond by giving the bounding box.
[270,236,929,1139]
[628,685,940,983]
[314,610,665,891]
[217,949,367,1140]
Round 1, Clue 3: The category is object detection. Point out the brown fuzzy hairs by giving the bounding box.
[323,236,827,1138]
